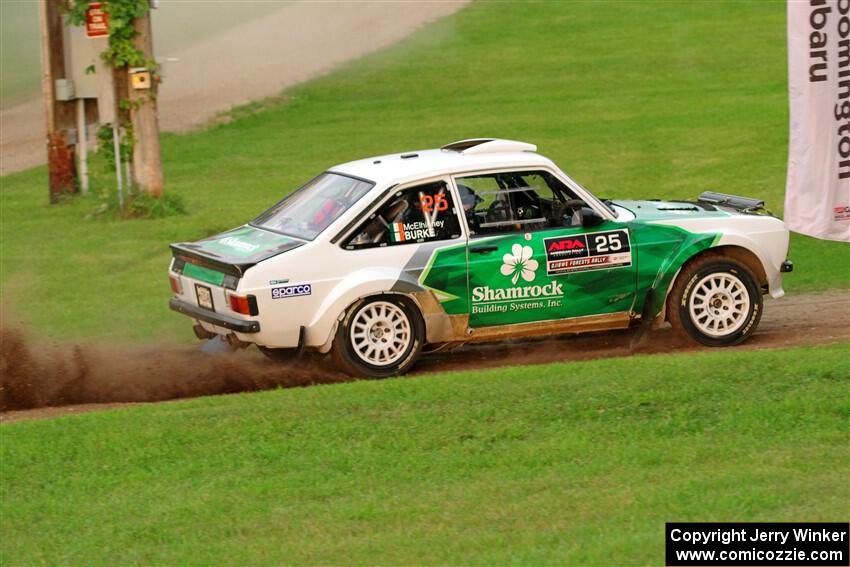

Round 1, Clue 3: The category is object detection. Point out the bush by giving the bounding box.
[124,192,186,219]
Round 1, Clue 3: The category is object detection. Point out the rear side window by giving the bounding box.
[252,172,374,241]
[345,181,462,249]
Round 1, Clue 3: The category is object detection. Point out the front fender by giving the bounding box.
[636,216,789,317]
[714,230,789,298]
[630,222,719,316]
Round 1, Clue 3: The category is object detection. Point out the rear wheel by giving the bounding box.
[331,295,424,377]
[668,255,763,346]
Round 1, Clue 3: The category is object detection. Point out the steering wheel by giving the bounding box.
[487,199,509,223]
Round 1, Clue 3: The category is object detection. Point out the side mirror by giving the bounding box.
[581,206,605,228]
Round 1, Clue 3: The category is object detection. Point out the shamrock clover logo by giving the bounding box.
[500,243,538,285]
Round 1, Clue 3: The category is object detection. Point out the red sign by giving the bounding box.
[85,3,109,38]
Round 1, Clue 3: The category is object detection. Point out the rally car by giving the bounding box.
[168,138,792,377]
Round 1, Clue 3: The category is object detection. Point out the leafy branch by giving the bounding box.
[65,0,151,69]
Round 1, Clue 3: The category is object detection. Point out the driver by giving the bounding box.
[456,183,483,212]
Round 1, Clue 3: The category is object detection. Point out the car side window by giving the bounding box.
[456,170,588,237]
[345,181,462,249]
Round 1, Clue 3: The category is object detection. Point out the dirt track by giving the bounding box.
[0,1,467,174]
[2,291,847,424]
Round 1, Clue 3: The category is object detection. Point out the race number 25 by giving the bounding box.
[420,193,449,213]
[594,232,622,252]
[590,230,631,254]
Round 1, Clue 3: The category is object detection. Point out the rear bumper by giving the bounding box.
[169,298,261,333]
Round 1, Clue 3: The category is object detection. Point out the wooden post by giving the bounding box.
[76,98,88,193]
[128,9,164,198]
[39,0,77,203]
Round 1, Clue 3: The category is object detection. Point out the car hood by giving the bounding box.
[613,199,733,222]
[170,225,304,276]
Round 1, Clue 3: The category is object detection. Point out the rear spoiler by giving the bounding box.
[697,191,767,214]
[170,243,249,278]
[170,238,304,279]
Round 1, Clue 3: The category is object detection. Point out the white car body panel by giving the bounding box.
[168,139,792,352]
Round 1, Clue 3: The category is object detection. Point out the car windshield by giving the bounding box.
[252,172,374,240]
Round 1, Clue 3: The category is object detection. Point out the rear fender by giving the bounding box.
[308,268,427,352]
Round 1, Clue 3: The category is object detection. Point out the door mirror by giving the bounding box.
[581,207,605,228]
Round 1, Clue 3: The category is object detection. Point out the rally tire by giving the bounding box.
[331,295,424,378]
[667,255,763,347]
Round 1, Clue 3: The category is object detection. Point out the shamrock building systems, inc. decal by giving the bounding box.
[471,244,564,315]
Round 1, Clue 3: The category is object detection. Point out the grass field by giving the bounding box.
[2,343,848,564]
[1,1,847,343]
[1,4,848,565]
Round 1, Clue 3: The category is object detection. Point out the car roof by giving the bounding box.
[329,138,557,186]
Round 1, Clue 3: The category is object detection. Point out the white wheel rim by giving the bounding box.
[688,273,750,337]
[350,301,412,366]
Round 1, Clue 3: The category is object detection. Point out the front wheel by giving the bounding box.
[331,295,424,378]
[667,256,763,347]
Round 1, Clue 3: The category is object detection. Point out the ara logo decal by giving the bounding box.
[546,237,586,256]
[544,230,632,275]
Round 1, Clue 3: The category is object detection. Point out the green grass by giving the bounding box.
[2,343,848,565]
[2,0,849,344]
[2,6,847,565]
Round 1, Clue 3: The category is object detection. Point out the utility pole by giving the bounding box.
[128,9,164,198]
[39,0,78,203]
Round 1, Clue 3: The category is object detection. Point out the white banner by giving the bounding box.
[785,0,850,242]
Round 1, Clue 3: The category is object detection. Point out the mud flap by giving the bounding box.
[630,288,657,350]
[293,326,306,360]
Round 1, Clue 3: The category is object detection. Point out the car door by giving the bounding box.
[455,169,636,328]
[341,177,468,304]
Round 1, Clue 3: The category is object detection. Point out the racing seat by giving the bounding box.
[359,199,409,244]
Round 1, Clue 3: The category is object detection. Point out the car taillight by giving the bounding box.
[169,275,183,294]
[227,293,258,316]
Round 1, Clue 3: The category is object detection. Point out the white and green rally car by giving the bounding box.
[168,138,793,377]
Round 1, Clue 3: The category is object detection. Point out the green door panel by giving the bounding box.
[419,221,721,327]
[421,221,638,327]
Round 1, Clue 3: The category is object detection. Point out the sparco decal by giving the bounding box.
[271,284,312,299]
[544,229,632,275]
[834,206,850,222]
